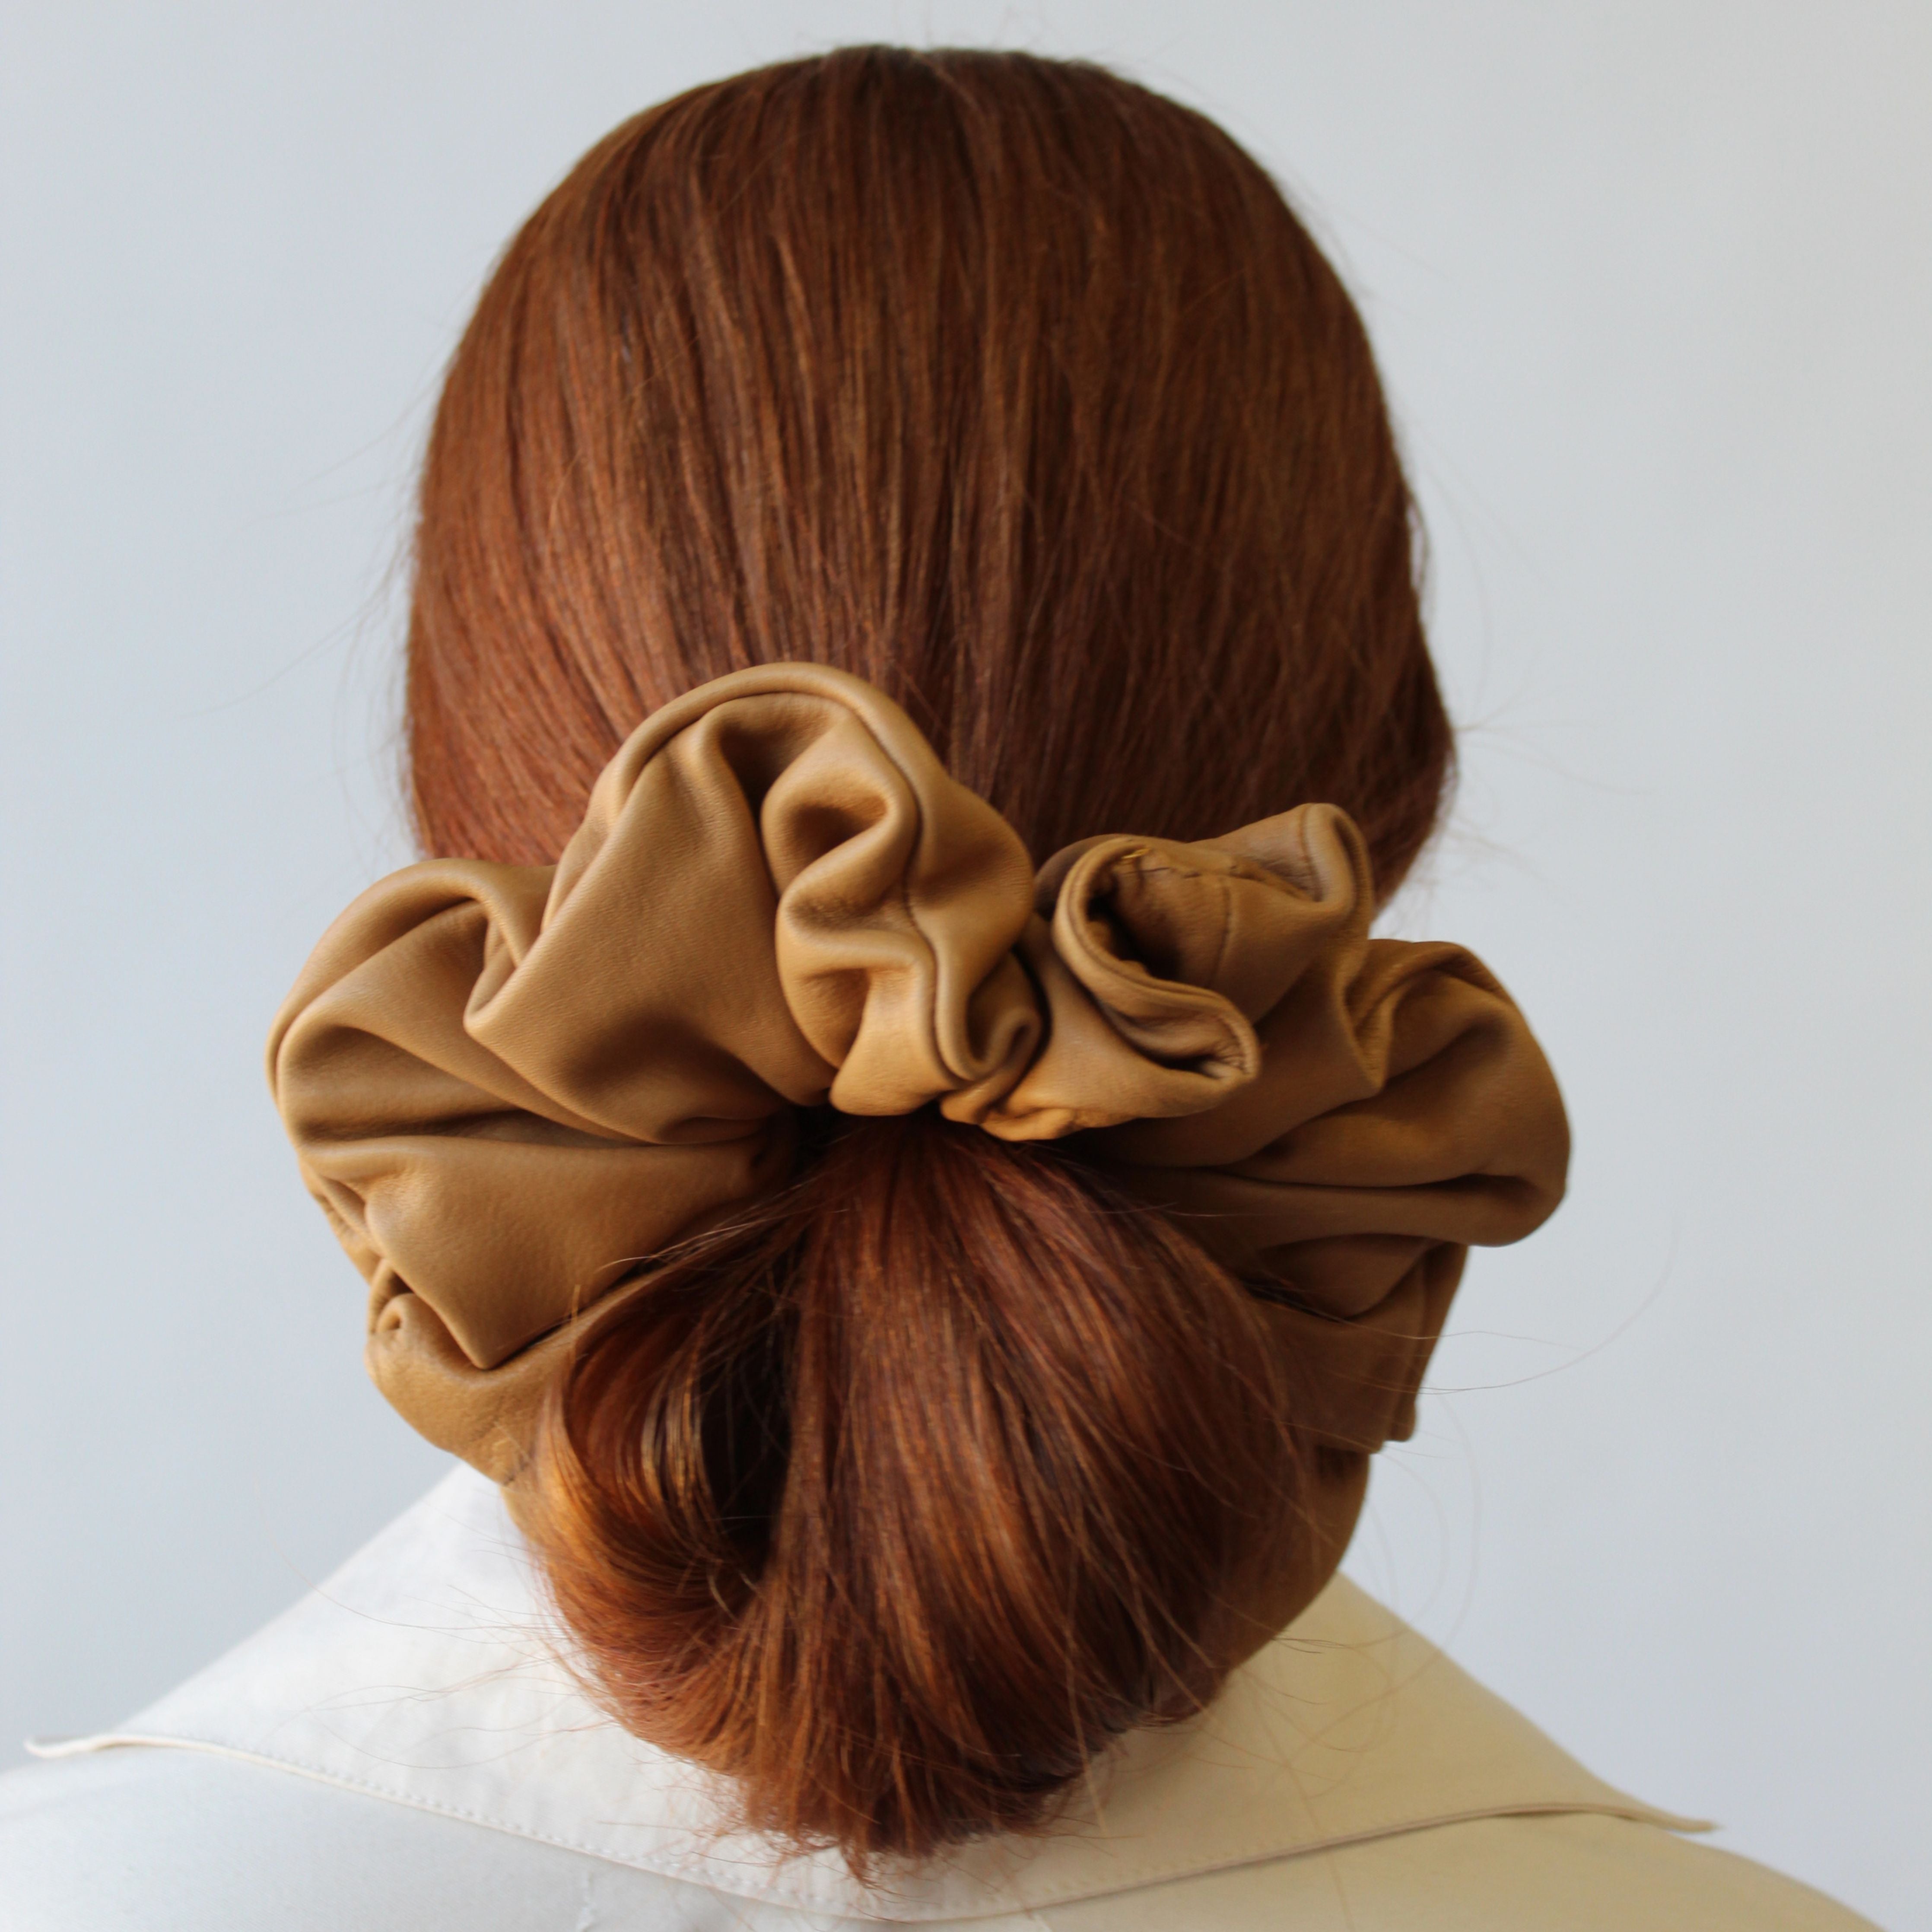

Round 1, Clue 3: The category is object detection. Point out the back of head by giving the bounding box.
[404,47,1451,1868]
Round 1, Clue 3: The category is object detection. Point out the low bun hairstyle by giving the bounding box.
[405,49,1451,1864]
[531,1115,1319,1863]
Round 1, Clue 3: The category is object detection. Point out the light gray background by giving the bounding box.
[3,4,1926,1925]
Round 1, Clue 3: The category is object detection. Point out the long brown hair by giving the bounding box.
[406,47,1451,1866]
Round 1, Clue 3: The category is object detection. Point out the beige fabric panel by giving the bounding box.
[1036,1812,1881,1932]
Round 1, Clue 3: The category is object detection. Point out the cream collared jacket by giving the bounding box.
[0,1468,1873,1930]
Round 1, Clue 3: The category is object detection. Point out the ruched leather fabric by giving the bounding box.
[269,663,1569,1478]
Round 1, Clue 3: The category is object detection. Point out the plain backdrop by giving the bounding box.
[2,3,1926,1926]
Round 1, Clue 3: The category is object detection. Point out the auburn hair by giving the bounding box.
[405,47,1451,1866]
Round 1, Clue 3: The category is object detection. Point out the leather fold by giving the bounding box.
[269,662,1568,1471]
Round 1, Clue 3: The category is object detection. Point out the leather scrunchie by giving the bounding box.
[269,664,1569,1481]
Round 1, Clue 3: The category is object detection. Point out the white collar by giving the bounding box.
[40,1466,1698,1922]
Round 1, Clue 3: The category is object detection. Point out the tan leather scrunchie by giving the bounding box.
[269,663,1568,1482]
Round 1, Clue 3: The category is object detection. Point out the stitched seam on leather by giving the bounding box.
[1122,854,1253,1069]
[1117,854,1221,987]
